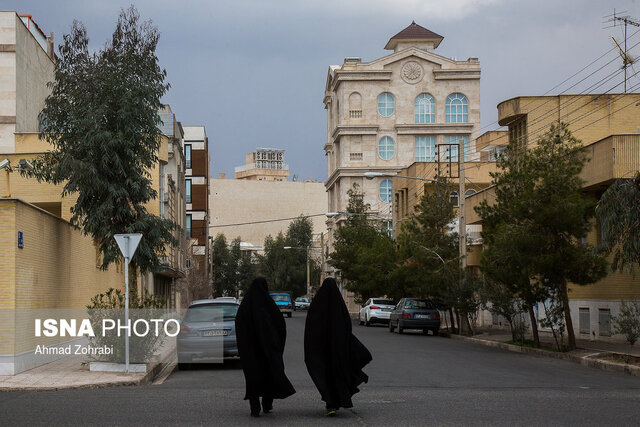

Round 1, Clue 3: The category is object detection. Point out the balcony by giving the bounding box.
[581,134,640,190]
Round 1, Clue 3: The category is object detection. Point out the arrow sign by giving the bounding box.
[114,233,143,262]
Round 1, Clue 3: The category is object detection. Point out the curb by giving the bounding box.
[0,346,176,392]
[450,334,640,378]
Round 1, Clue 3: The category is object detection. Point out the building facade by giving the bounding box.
[181,126,210,276]
[464,93,640,341]
[209,178,328,251]
[323,22,481,265]
[234,148,289,181]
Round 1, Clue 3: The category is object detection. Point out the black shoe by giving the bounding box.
[250,398,261,417]
[262,397,273,413]
[325,404,338,416]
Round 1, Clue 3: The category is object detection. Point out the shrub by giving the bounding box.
[613,301,640,345]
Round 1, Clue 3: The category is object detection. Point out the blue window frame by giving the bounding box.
[378,136,395,160]
[377,92,395,117]
[445,93,468,123]
[186,179,192,203]
[185,144,192,169]
[186,214,192,238]
[380,179,392,202]
[415,136,436,162]
[445,135,469,161]
[415,93,435,123]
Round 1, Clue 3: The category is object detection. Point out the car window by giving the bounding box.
[404,299,434,309]
[271,294,291,302]
[184,303,238,321]
[373,299,395,306]
[395,300,403,310]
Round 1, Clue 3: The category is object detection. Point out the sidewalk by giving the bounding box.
[0,338,176,391]
[450,328,640,377]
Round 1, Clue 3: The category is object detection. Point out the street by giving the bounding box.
[1,311,639,426]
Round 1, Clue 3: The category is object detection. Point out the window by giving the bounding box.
[579,307,590,334]
[186,179,192,203]
[415,93,435,123]
[378,136,395,160]
[450,191,459,206]
[445,93,468,123]
[349,92,362,119]
[465,189,476,198]
[415,136,436,162]
[185,144,192,169]
[445,135,469,161]
[186,214,192,238]
[379,179,392,202]
[377,92,395,117]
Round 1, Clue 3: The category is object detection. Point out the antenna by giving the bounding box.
[604,9,640,92]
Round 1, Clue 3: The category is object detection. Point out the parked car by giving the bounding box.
[359,298,396,326]
[214,296,239,304]
[270,291,293,317]
[295,297,310,310]
[177,299,240,369]
[388,298,440,335]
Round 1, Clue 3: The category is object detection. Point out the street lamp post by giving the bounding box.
[284,244,322,299]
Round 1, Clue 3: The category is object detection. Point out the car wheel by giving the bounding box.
[388,320,394,332]
[396,321,403,334]
[365,314,371,327]
[422,328,429,335]
[178,362,191,371]
[359,313,364,325]
[287,312,292,318]
[432,329,439,336]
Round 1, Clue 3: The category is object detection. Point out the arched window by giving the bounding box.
[450,191,459,206]
[380,179,393,202]
[465,189,476,198]
[415,93,435,123]
[349,92,362,119]
[446,93,468,123]
[377,92,395,117]
[378,136,395,160]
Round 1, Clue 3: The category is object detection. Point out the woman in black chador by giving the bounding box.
[235,277,295,417]
[304,277,372,416]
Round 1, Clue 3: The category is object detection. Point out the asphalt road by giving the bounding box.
[1,311,640,426]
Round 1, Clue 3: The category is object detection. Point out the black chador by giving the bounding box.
[304,278,372,415]
[235,277,295,417]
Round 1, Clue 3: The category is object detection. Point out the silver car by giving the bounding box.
[177,299,239,369]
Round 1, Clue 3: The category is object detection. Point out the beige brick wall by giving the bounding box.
[0,199,124,353]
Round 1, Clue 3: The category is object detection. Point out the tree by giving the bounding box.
[596,172,640,272]
[396,179,478,333]
[256,216,318,297]
[477,123,608,350]
[211,234,231,297]
[30,7,174,273]
[328,184,396,302]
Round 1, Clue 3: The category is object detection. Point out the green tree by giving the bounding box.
[596,172,640,272]
[256,216,317,297]
[328,184,396,302]
[477,123,608,350]
[211,234,230,297]
[30,7,174,273]
[396,179,478,333]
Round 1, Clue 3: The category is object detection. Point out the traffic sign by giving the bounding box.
[114,233,143,262]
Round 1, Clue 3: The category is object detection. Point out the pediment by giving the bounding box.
[368,48,453,69]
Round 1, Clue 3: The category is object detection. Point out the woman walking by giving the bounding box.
[304,277,372,416]
[235,277,295,417]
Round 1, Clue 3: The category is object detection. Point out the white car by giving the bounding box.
[295,297,310,310]
[359,298,396,326]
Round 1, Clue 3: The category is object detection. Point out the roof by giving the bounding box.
[384,21,444,50]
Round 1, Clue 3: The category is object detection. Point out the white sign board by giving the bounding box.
[114,233,143,261]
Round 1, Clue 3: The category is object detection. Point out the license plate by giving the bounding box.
[202,329,228,337]
[382,308,392,312]
[415,314,430,319]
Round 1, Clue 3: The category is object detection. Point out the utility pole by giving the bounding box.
[306,244,311,299]
[605,9,640,93]
[458,139,466,270]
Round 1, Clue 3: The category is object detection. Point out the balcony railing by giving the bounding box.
[234,162,290,173]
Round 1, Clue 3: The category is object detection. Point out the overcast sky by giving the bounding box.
[4,0,639,181]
